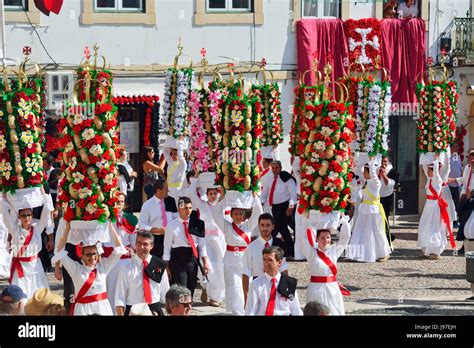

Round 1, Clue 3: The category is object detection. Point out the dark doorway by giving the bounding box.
[389,114,419,215]
[118,105,146,213]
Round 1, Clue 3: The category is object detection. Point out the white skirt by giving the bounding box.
[73,298,113,316]
[11,258,50,299]
[294,208,306,261]
[417,201,447,256]
[346,212,391,263]
[441,185,457,222]
[307,282,345,315]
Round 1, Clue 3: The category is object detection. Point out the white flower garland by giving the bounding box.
[161,68,194,138]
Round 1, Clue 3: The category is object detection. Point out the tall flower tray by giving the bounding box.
[161,40,194,151]
[0,50,47,210]
[250,59,283,161]
[57,45,120,245]
[298,58,356,229]
[416,54,458,165]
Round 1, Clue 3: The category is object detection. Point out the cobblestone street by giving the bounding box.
[2,220,473,316]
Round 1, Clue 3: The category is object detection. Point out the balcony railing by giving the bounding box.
[440,17,474,66]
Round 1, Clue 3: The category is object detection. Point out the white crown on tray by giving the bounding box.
[309,210,341,230]
[225,190,253,209]
[6,187,46,211]
[67,220,111,246]
[261,145,280,161]
[355,152,382,168]
[198,172,219,192]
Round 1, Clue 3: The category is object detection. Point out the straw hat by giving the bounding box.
[24,288,64,315]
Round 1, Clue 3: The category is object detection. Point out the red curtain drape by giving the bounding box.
[380,18,426,104]
[296,18,426,104]
[296,19,348,86]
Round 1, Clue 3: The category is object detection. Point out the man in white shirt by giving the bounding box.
[139,178,178,258]
[115,230,170,316]
[260,160,297,257]
[242,213,288,305]
[245,246,302,316]
[163,197,209,296]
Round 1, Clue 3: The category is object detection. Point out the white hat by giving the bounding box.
[6,187,45,211]
[198,172,220,192]
[225,190,253,209]
[261,146,280,160]
[129,303,153,316]
[309,210,341,230]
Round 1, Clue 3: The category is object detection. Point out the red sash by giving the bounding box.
[70,269,106,316]
[262,168,270,177]
[9,227,36,284]
[232,223,250,245]
[226,245,247,252]
[426,180,456,249]
[117,217,136,234]
[312,249,350,297]
[306,228,315,248]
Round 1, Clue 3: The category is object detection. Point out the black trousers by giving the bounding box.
[39,231,52,270]
[450,186,461,221]
[151,235,164,259]
[169,247,198,296]
[271,201,295,257]
[125,302,164,316]
[380,194,393,241]
[61,267,75,315]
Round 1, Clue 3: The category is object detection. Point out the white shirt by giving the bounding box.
[242,237,289,277]
[379,164,395,198]
[398,2,418,18]
[138,196,178,231]
[291,157,301,195]
[123,160,135,192]
[260,173,297,206]
[103,215,137,249]
[162,217,207,261]
[459,164,474,195]
[212,198,263,266]
[115,254,170,307]
[245,272,303,316]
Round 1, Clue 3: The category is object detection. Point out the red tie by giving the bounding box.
[264,241,270,248]
[269,176,278,206]
[183,221,199,259]
[265,277,277,316]
[142,259,152,304]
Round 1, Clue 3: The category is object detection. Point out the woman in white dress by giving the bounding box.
[303,215,351,315]
[211,191,263,315]
[417,160,449,259]
[188,178,226,307]
[52,221,127,315]
[346,160,392,263]
[2,193,53,298]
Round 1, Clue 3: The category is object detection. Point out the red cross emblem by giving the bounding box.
[261,58,267,68]
[200,48,207,58]
[23,46,32,56]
